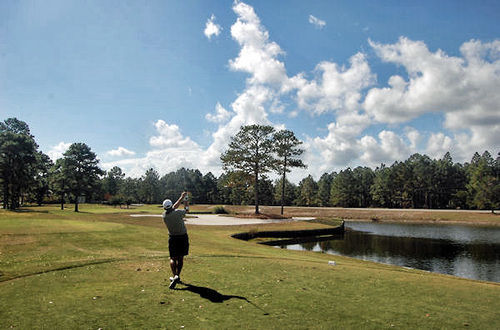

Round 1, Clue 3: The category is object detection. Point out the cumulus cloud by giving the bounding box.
[102,120,216,178]
[308,15,326,29]
[204,14,222,40]
[221,3,496,175]
[46,142,71,161]
[104,2,498,181]
[229,1,287,86]
[364,38,500,127]
[149,120,201,149]
[359,131,411,167]
[106,147,136,157]
[201,1,284,167]
[292,53,376,115]
[204,85,273,167]
[426,132,454,159]
[205,102,232,123]
[363,37,500,164]
[304,112,371,172]
[405,127,422,151]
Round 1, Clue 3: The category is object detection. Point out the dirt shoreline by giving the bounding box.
[218,205,500,227]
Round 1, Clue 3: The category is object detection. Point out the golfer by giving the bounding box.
[162,191,189,289]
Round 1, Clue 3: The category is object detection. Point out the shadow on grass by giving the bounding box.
[176,282,269,315]
[6,208,49,214]
[176,282,247,303]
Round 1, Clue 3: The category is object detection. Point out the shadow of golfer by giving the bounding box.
[176,282,269,315]
[176,282,247,303]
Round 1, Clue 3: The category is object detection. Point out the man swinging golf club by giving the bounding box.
[162,191,189,289]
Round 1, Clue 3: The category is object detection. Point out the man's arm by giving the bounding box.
[173,192,188,210]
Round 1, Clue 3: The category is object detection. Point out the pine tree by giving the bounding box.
[221,125,276,214]
[61,143,103,212]
[273,129,306,214]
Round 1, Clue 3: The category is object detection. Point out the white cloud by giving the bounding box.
[363,37,500,164]
[149,120,201,149]
[46,141,71,161]
[205,102,232,123]
[359,131,411,167]
[204,14,222,40]
[308,15,326,29]
[106,147,136,157]
[364,38,500,127]
[224,1,379,176]
[103,2,498,181]
[305,112,370,171]
[293,53,376,115]
[426,132,453,159]
[200,1,285,169]
[229,1,287,86]
[204,85,273,167]
[102,120,218,178]
[405,127,422,151]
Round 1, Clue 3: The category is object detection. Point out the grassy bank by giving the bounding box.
[1,204,499,329]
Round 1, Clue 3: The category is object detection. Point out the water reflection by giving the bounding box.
[279,221,500,282]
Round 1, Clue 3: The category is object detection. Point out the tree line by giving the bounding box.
[1,118,498,212]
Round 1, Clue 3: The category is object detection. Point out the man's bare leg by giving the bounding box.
[176,256,184,278]
[170,258,176,276]
[169,257,184,289]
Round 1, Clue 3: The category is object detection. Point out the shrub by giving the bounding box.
[213,206,228,214]
[109,195,123,208]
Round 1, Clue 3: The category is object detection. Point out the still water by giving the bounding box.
[278,221,500,282]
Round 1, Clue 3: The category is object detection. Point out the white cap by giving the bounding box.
[162,199,173,210]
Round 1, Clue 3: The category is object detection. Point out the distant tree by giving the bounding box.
[31,152,53,205]
[406,154,436,208]
[296,175,318,206]
[140,168,161,204]
[254,176,274,206]
[0,118,38,209]
[467,151,499,212]
[434,152,467,209]
[330,168,356,207]
[218,171,252,205]
[273,178,297,207]
[391,161,413,208]
[119,177,140,206]
[159,168,205,204]
[371,164,393,208]
[187,169,204,204]
[61,143,104,212]
[202,172,219,204]
[161,170,184,202]
[316,173,335,207]
[49,159,68,210]
[216,173,233,204]
[273,129,306,214]
[103,166,125,198]
[352,167,375,207]
[221,125,276,214]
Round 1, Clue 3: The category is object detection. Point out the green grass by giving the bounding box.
[1,204,499,329]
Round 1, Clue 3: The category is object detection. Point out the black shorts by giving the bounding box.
[168,234,189,257]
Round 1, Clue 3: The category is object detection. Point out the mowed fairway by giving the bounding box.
[1,205,499,329]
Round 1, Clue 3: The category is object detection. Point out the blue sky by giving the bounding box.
[1,0,499,181]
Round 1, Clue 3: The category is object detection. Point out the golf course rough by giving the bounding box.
[1,204,499,329]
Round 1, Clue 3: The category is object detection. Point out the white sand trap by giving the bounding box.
[130,214,314,225]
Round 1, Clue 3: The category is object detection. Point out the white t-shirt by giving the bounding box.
[162,209,187,236]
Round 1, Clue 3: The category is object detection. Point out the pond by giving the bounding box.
[277,221,500,283]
